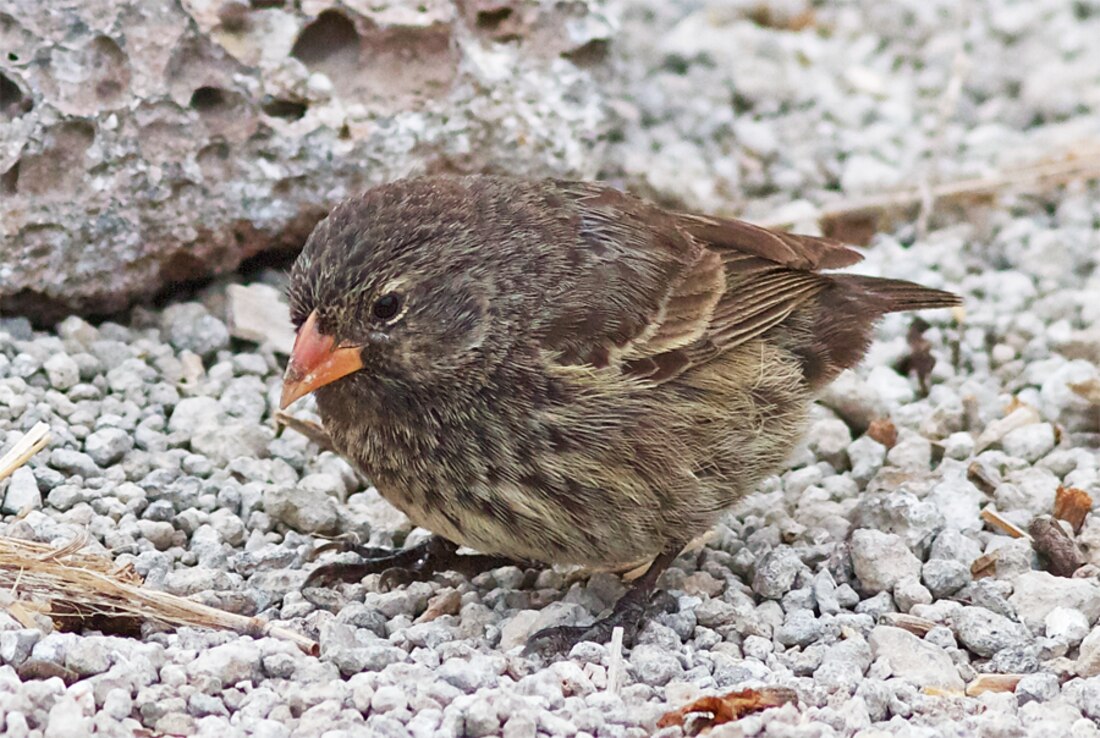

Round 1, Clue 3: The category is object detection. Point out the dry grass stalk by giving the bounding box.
[966,674,1024,696]
[0,422,51,483]
[766,145,1100,237]
[607,625,625,695]
[0,535,318,655]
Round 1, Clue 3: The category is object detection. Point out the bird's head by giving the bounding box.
[279,178,519,411]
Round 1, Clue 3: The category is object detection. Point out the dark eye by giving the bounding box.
[371,293,402,321]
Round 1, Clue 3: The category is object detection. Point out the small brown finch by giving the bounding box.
[280,175,960,652]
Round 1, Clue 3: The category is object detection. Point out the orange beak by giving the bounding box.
[280,311,365,409]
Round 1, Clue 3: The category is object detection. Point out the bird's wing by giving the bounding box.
[536,182,862,384]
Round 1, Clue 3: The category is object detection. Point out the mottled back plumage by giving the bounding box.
[287,175,959,568]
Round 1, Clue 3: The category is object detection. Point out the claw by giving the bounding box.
[301,535,524,600]
[522,546,683,657]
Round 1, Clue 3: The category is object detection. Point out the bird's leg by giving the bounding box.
[524,546,682,656]
[303,534,520,592]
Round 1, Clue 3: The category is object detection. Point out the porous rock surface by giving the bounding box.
[0,0,613,320]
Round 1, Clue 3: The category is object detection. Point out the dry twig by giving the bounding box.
[1029,516,1085,578]
[274,410,336,452]
[879,613,937,636]
[979,508,1030,539]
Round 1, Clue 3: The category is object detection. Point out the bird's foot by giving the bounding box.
[523,547,683,656]
[303,535,517,592]
[523,588,679,656]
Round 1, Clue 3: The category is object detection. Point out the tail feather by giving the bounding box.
[777,274,960,389]
[833,275,962,313]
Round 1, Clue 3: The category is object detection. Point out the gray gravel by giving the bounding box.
[3,0,1100,736]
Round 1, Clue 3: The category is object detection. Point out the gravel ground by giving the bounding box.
[3,1,1100,737]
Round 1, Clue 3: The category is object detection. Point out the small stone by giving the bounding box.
[188,693,229,718]
[868,626,963,691]
[1001,422,1056,463]
[850,529,921,594]
[168,396,224,435]
[1076,627,1100,677]
[886,433,932,471]
[191,423,271,465]
[50,448,101,477]
[893,576,932,613]
[808,417,851,468]
[437,655,500,693]
[2,466,42,513]
[84,427,134,466]
[44,353,80,390]
[752,546,805,599]
[137,520,177,550]
[1010,571,1100,630]
[503,714,537,738]
[820,372,887,431]
[929,529,983,565]
[371,685,408,713]
[1040,360,1100,432]
[941,432,975,460]
[847,436,886,483]
[1045,607,1090,646]
[951,606,1030,657]
[263,484,340,535]
[0,629,41,665]
[775,608,822,647]
[986,538,1036,579]
[1015,673,1060,705]
[629,644,683,687]
[160,303,230,359]
[922,559,971,598]
[499,610,541,651]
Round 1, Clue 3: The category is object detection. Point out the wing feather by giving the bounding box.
[537,183,864,384]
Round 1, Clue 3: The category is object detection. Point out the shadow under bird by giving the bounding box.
[279,175,960,653]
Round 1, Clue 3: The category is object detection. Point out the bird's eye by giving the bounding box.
[371,293,402,322]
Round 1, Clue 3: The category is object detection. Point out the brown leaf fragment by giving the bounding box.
[970,551,999,579]
[895,317,935,395]
[866,418,898,449]
[657,687,798,732]
[1053,486,1093,534]
[1029,516,1085,577]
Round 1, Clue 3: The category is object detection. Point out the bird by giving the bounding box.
[279,174,960,652]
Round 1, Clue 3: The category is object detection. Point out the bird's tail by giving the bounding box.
[779,274,960,389]
[831,274,962,313]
